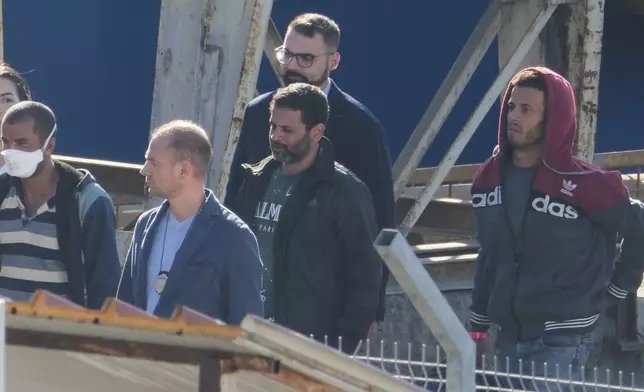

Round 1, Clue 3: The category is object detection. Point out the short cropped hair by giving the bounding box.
[511,69,546,92]
[0,63,31,101]
[287,13,341,51]
[152,120,212,178]
[270,83,329,130]
[2,101,56,143]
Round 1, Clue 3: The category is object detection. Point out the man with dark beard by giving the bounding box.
[469,67,644,389]
[224,13,394,332]
[226,83,382,354]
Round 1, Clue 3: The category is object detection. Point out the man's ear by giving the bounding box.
[330,52,341,71]
[311,123,325,143]
[178,160,193,178]
[43,138,56,155]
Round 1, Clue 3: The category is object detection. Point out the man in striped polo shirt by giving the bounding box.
[0,101,121,308]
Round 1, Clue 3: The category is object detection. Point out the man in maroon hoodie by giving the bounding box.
[468,67,644,385]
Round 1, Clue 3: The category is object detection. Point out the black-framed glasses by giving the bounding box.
[275,46,334,69]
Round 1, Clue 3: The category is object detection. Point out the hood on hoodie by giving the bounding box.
[496,66,581,173]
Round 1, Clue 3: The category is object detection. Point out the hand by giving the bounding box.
[475,338,488,369]
[602,294,620,313]
[597,295,621,329]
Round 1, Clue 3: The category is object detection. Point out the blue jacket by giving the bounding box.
[116,189,264,324]
[0,160,121,309]
[224,80,395,321]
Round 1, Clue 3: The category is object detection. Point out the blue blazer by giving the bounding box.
[116,190,264,324]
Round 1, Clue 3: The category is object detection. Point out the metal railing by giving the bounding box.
[404,149,644,201]
[299,333,644,390]
[371,228,644,390]
[338,339,644,391]
[51,148,644,230]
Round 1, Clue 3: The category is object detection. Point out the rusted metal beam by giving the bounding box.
[398,3,558,237]
[408,164,481,186]
[52,145,644,215]
[6,328,236,364]
[593,149,644,169]
[396,198,476,236]
[409,149,644,186]
[220,355,279,373]
[498,0,547,71]
[9,291,243,339]
[4,291,291,373]
[148,0,273,208]
[263,18,285,88]
[391,0,502,199]
[214,0,274,200]
[569,0,605,162]
[53,155,144,202]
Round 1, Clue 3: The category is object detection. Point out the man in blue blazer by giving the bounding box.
[117,120,264,324]
[224,13,395,329]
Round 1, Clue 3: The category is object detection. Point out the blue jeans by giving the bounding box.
[494,332,595,391]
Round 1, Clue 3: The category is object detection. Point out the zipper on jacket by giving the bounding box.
[501,163,538,341]
[271,173,322,325]
[500,173,522,340]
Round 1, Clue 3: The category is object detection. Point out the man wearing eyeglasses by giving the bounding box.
[224,13,394,336]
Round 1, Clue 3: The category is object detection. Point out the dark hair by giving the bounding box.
[2,101,56,143]
[0,63,31,101]
[287,13,341,51]
[511,69,546,92]
[270,83,329,130]
[152,120,212,178]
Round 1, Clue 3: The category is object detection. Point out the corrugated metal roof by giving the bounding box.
[8,346,200,392]
[4,290,271,391]
[3,291,424,391]
[8,290,238,338]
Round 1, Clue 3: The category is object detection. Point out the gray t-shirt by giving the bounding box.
[253,168,301,321]
[503,164,536,236]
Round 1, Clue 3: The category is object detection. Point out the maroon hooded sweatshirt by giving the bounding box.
[469,67,644,340]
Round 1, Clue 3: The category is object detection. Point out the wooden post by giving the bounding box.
[148,0,273,207]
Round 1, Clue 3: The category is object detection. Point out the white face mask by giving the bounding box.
[0,126,56,178]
